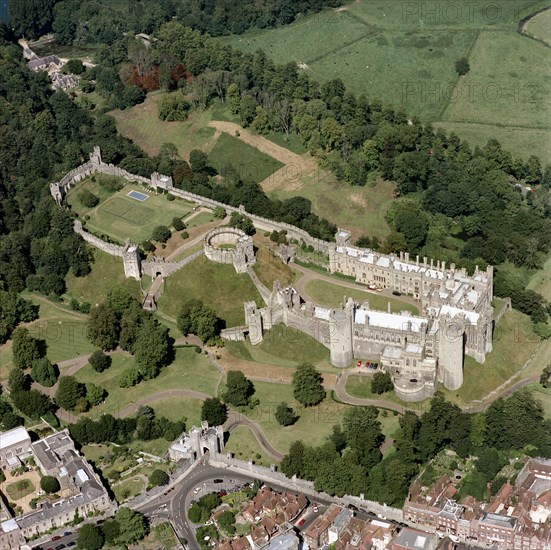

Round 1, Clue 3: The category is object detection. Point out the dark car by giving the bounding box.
[347,504,359,511]
[67,544,76,548]
[63,532,71,536]
[213,478,224,483]
[392,290,401,296]
[55,544,66,550]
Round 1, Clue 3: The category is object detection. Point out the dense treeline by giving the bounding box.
[0,33,154,296]
[281,391,551,505]
[146,23,550,323]
[46,0,342,46]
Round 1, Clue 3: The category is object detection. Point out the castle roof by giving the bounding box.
[355,309,427,332]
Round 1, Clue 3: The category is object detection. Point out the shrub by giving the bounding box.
[213,206,226,219]
[181,231,189,239]
[172,217,185,231]
[41,475,60,494]
[149,469,169,487]
[119,366,141,388]
[78,189,100,208]
[167,194,175,201]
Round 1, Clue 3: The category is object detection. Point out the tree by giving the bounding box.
[66,59,85,75]
[275,402,298,426]
[475,447,504,481]
[89,350,112,373]
[213,206,226,219]
[177,299,221,344]
[114,507,148,545]
[101,519,120,544]
[31,357,57,387]
[158,93,191,121]
[228,212,255,235]
[280,440,306,477]
[134,318,171,380]
[86,383,106,406]
[371,372,393,394]
[40,475,60,494]
[87,303,120,350]
[119,366,141,388]
[201,397,227,426]
[189,149,209,173]
[149,469,169,487]
[78,523,104,550]
[8,368,29,392]
[292,363,325,407]
[152,225,171,243]
[223,370,254,407]
[343,406,384,469]
[455,57,470,75]
[9,0,56,39]
[56,376,85,411]
[12,327,44,369]
[11,389,52,419]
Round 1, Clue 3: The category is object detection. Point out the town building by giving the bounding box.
[0,428,115,546]
[0,426,32,468]
[403,459,551,549]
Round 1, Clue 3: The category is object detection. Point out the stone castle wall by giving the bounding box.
[73,220,126,257]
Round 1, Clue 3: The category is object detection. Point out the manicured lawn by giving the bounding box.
[109,93,217,159]
[304,279,420,315]
[67,178,195,244]
[270,175,396,240]
[185,211,215,229]
[524,8,551,44]
[148,397,203,427]
[244,381,348,454]
[345,375,391,400]
[224,324,335,372]
[5,479,35,500]
[65,248,141,305]
[208,133,284,184]
[252,244,296,288]
[157,256,264,326]
[224,426,273,467]
[0,294,95,380]
[73,347,219,417]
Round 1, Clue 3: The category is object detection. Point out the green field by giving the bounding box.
[524,8,551,45]
[208,133,284,184]
[219,0,550,161]
[441,31,551,161]
[225,324,335,372]
[345,375,392,400]
[65,248,141,305]
[225,426,273,467]
[157,256,264,326]
[109,93,217,159]
[148,396,203,427]
[185,211,215,229]
[304,279,420,315]
[270,175,396,240]
[67,178,195,244]
[0,294,95,379]
[73,347,219,418]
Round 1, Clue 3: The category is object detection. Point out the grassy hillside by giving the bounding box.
[218,0,550,161]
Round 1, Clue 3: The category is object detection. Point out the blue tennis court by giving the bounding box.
[127,190,149,202]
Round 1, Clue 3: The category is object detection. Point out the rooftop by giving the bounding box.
[355,309,427,332]
[394,528,438,549]
[0,426,30,450]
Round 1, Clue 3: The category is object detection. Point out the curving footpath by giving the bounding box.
[335,369,542,416]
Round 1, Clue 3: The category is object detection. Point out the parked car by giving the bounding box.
[392,290,401,296]
[193,486,201,494]
[66,544,76,548]
[213,478,223,484]
[313,506,319,513]
[55,544,66,550]
[52,537,61,541]
[63,532,71,536]
[297,519,306,527]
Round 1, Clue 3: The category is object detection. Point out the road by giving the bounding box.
[136,463,344,550]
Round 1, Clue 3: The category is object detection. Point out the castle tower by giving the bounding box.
[123,240,141,280]
[89,146,102,166]
[245,301,263,345]
[329,298,354,367]
[151,172,174,191]
[438,314,464,391]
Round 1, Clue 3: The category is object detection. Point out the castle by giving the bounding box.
[50,146,495,402]
[237,230,494,402]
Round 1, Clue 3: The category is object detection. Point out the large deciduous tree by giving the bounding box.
[292,363,325,407]
[201,397,227,426]
[222,370,254,407]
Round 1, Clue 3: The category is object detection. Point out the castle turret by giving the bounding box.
[438,314,464,391]
[329,299,354,367]
[245,301,263,345]
[123,240,141,280]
